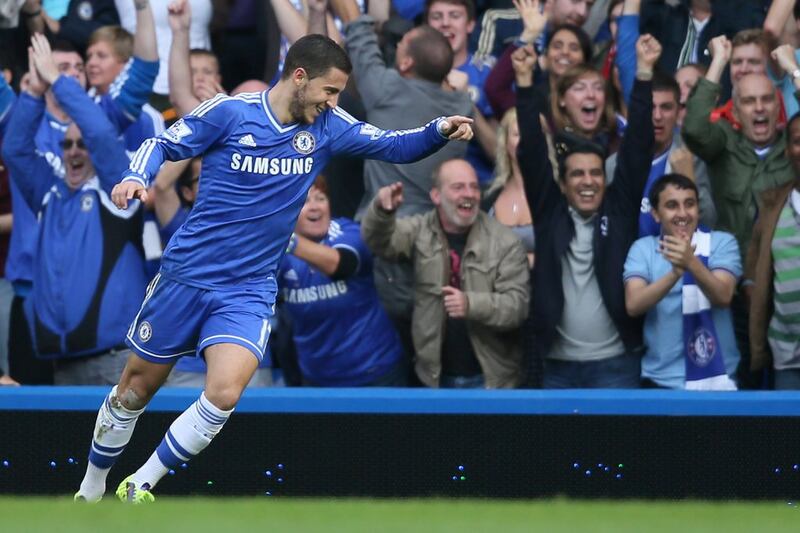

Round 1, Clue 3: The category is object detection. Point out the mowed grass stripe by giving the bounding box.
[0,497,798,533]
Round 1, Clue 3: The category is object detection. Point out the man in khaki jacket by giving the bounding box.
[361,158,529,388]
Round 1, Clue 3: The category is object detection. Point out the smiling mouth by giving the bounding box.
[578,190,596,200]
[580,105,598,124]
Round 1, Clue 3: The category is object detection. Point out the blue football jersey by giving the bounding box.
[123,91,449,289]
[279,218,402,385]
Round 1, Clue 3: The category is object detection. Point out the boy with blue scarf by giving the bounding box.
[624,173,740,389]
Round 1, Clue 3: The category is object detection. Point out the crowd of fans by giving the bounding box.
[0,0,798,391]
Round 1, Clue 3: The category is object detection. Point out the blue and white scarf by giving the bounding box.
[682,231,737,390]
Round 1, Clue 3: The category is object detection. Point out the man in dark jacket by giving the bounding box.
[513,34,658,388]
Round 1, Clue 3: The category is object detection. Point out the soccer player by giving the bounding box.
[74,33,473,503]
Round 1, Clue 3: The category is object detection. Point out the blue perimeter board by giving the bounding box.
[1,387,799,416]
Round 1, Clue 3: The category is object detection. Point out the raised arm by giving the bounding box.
[132,0,158,62]
[681,36,730,164]
[615,0,641,105]
[513,44,560,220]
[608,34,658,216]
[271,0,312,44]
[167,0,201,117]
[1,48,56,211]
[337,10,394,110]
[360,182,424,263]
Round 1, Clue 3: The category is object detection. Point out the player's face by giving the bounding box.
[61,124,94,190]
[190,54,221,98]
[296,186,331,241]
[426,2,475,58]
[560,72,606,135]
[560,152,605,217]
[546,29,585,79]
[290,67,348,124]
[52,51,86,89]
[651,184,698,240]
[86,40,125,93]
[431,160,481,233]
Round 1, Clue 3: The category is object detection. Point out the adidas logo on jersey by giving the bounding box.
[284,269,299,281]
[238,134,256,147]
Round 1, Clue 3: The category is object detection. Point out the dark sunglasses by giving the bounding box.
[60,138,86,150]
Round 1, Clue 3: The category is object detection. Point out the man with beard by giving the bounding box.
[361,159,529,389]
[74,34,473,503]
[624,173,740,390]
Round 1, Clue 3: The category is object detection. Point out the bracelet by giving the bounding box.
[636,70,654,81]
[22,9,41,18]
[285,232,298,255]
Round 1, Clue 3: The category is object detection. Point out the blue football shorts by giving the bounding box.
[125,273,275,364]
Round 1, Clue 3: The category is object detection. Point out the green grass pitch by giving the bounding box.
[1,498,798,532]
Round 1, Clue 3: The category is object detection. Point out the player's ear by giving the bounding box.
[292,67,308,86]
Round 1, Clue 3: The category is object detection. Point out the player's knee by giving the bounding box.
[203,386,241,412]
[115,385,148,411]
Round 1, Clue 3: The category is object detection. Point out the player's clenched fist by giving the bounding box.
[375,182,404,213]
[439,116,474,141]
[112,180,148,209]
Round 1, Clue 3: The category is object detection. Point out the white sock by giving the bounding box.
[78,385,145,501]
[133,392,233,490]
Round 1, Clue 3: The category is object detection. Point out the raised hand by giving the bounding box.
[167,0,191,32]
[375,182,404,213]
[659,234,695,276]
[446,69,469,92]
[30,33,59,85]
[111,180,149,210]
[636,34,662,73]
[708,35,732,65]
[440,115,474,141]
[511,44,537,87]
[668,147,694,181]
[24,47,47,97]
[307,0,329,13]
[772,44,800,76]
[514,0,548,43]
[194,79,226,101]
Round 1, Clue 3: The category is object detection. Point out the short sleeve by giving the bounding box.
[708,231,742,279]
[329,219,372,275]
[624,236,654,283]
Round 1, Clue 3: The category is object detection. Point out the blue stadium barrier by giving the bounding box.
[1,386,800,416]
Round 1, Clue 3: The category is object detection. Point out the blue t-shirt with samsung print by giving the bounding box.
[278,218,402,385]
[122,90,448,291]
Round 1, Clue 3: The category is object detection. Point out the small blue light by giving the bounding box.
[616,474,623,479]
[452,476,458,481]
[572,463,580,469]
[265,470,272,477]
[49,461,56,468]
[775,468,782,474]
[181,463,188,469]
[67,458,75,464]
[277,464,284,470]
[794,465,799,471]
[604,466,611,472]
[265,491,272,496]
[597,463,604,468]
[584,470,591,476]
[458,465,465,472]
[1,460,8,467]
[168,469,175,476]
[277,477,284,483]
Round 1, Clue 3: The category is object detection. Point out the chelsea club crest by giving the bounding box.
[292,131,315,154]
[138,321,153,342]
[687,328,716,367]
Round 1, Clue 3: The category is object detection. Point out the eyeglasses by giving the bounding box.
[60,138,86,150]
